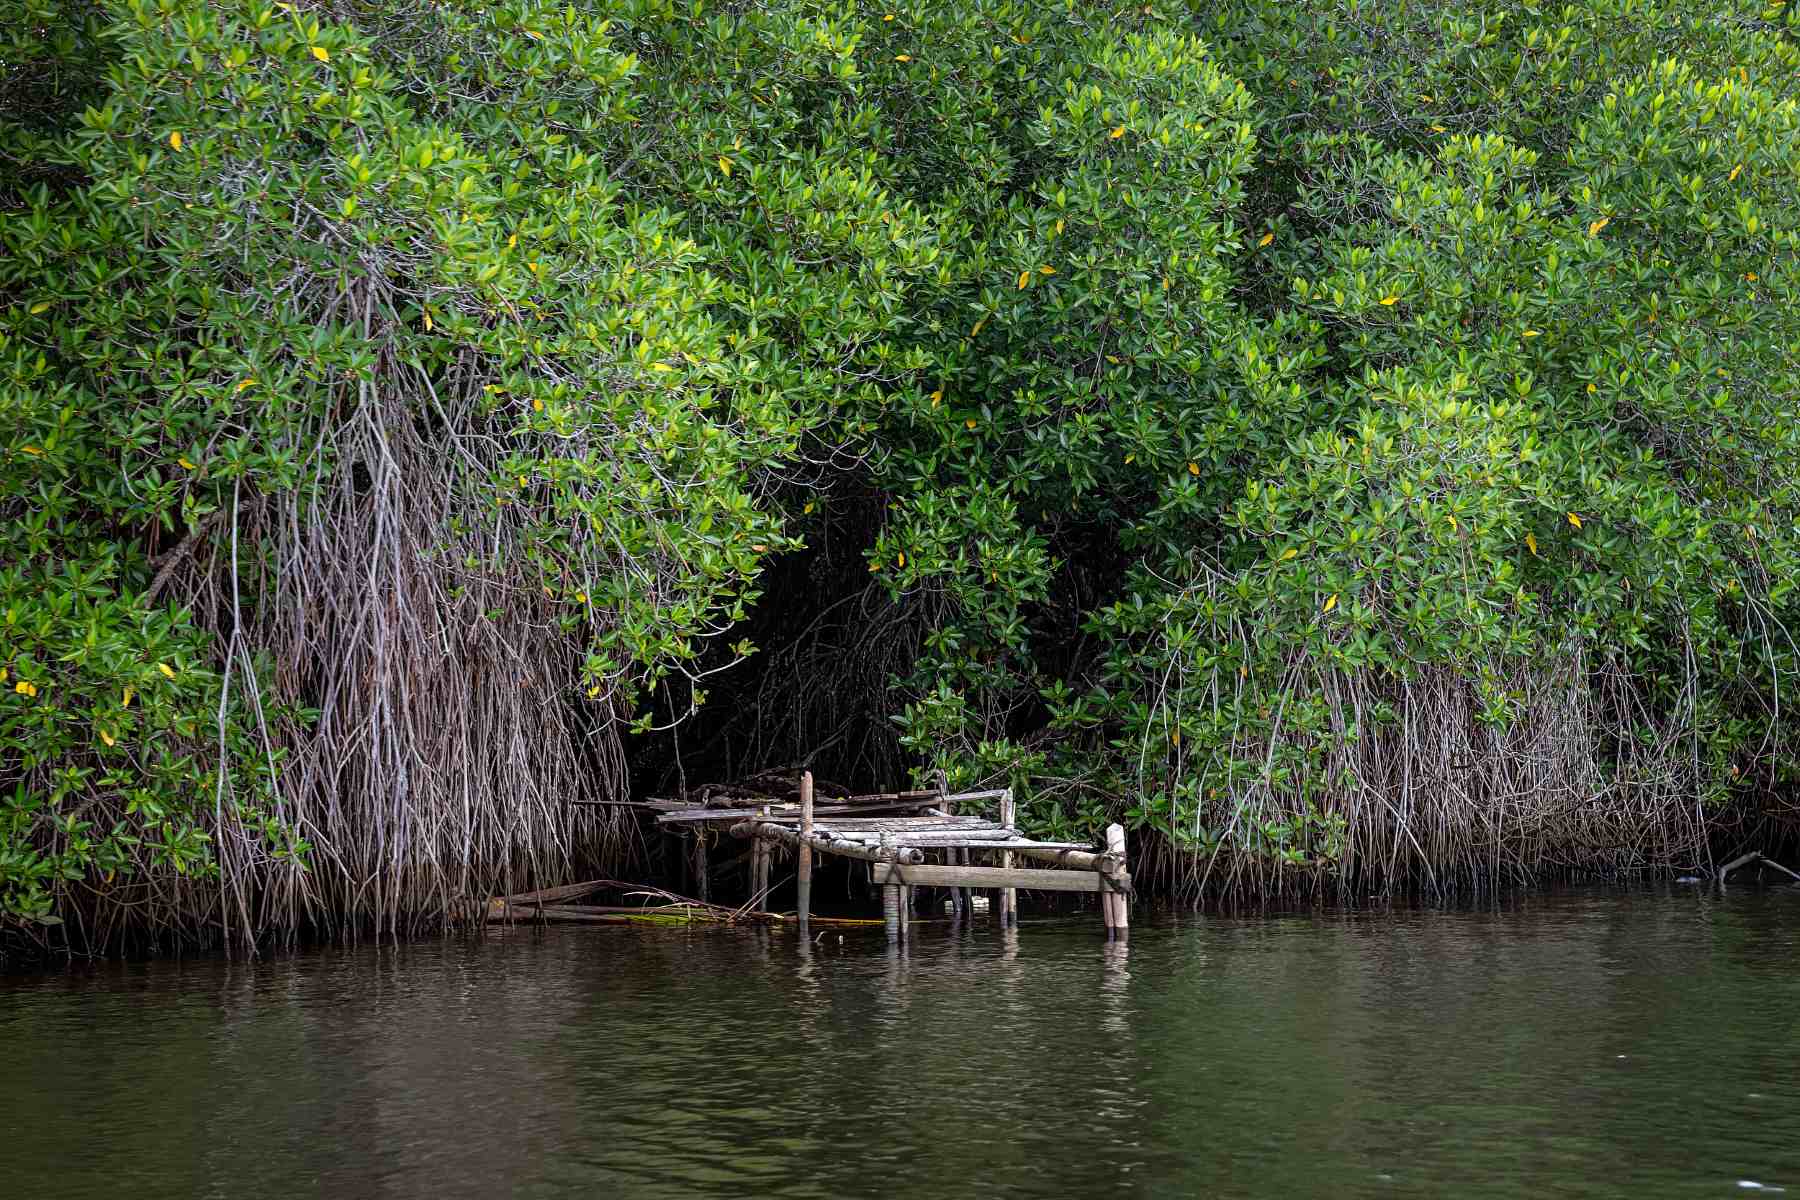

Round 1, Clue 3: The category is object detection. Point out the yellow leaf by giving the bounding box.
[236,378,256,392]
[1525,532,1538,556]
[29,301,50,314]
[531,398,544,412]
[122,686,134,708]
[1588,216,1610,238]
[894,54,911,62]
[1109,126,1125,139]
[883,12,894,19]
[752,544,767,552]
[587,685,601,698]
[803,501,815,515]
[1279,547,1298,561]
[178,456,197,470]
[1522,329,1540,338]
[1187,461,1199,476]
[311,46,329,62]
[507,234,518,249]
[158,662,176,679]
[99,728,116,747]
[1170,731,1181,746]
[1380,294,1398,306]
[1430,124,1447,133]
[1039,265,1055,275]
[717,156,732,177]
[1567,512,1582,529]
[15,680,38,698]
[423,312,433,331]
[965,418,977,429]
[169,131,182,151]
[970,316,986,337]
[1729,162,1743,182]
[1447,514,1458,530]
[1124,454,1135,464]
[1054,218,1064,236]
[1258,232,1274,247]
[20,445,43,456]
[1587,382,1597,394]
[929,389,943,406]
[651,362,675,371]
[1322,593,1338,614]
[896,552,906,567]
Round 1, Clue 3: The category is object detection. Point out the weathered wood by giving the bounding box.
[882,833,901,944]
[492,880,607,907]
[797,771,814,933]
[998,789,1017,927]
[1008,844,1123,876]
[731,819,926,866]
[1104,823,1129,936]
[821,817,1007,832]
[871,863,1121,893]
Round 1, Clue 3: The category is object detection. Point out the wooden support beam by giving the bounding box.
[871,863,1124,893]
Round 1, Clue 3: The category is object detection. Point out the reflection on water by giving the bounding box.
[2,889,1797,1199]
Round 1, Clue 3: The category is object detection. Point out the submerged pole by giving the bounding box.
[882,832,901,944]
[797,770,814,937]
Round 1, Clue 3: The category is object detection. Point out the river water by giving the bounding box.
[2,889,1796,1198]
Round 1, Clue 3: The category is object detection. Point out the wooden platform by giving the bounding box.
[655,774,1129,940]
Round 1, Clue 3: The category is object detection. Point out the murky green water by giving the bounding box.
[3,889,1796,1198]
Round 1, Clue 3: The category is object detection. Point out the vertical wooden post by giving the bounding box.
[882,833,900,944]
[939,773,968,923]
[1103,823,1129,938]
[796,771,814,936]
[999,789,1017,927]
[750,805,769,911]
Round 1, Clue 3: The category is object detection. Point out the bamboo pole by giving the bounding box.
[999,789,1016,927]
[797,771,814,935]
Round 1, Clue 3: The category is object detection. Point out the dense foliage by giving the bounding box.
[5,0,1799,946]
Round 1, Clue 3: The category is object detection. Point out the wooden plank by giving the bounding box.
[871,863,1114,893]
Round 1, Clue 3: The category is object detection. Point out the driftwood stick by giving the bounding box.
[492,880,609,907]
